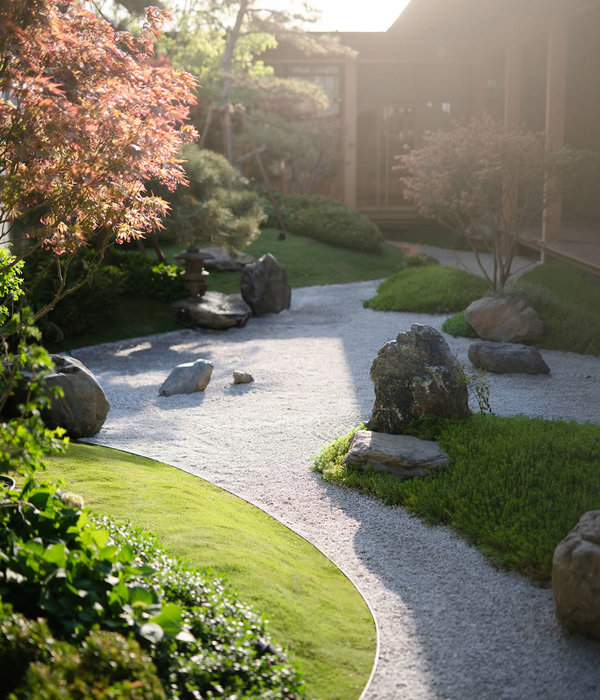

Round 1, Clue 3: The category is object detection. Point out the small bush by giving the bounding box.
[442,310,479,337]
[280,194,384,252]
[111,250,185,303]
[313,415,600,581]
[365,266,488,313]
[13,628,166,700]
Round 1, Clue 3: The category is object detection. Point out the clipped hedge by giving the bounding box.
[275,193,384,253]
[0,480,307,698]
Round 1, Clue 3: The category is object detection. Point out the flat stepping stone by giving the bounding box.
[173,292,252,330]
[345,429,447,479]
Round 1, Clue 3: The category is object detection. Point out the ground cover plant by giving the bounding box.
[313,415,600,582]
[364,265,488,313]
[443,259,600,356]
[41,442,376,700]
[0,478,308,698]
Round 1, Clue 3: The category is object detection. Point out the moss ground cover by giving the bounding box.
[43,442,376,700]
[364,265,489,313]
[313,415,600,582]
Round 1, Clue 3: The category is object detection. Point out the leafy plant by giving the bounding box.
[365,266,488,313]
[442,310,478,338]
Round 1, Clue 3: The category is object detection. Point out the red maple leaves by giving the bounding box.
[0,0,198,255]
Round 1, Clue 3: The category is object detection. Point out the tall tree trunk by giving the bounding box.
[221,0,249,164]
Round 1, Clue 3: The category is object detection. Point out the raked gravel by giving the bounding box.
[72,274,600,700]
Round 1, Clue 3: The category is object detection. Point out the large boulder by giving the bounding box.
[465,296,544,344]
[552,510,600,640]
[159,359,213,397]
[468,341,550,375]
[173,292,252,330]
[240,253,291,315]
[44,355,109,438]
[368,324,470,434]
[345,430,447,479]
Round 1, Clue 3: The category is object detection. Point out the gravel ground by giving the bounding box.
[72,264,600,699]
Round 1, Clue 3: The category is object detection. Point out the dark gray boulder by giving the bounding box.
[345,430,447,479]
[240,253,291,315]
[173,292,252,330]
[368,324,470,434]
[44,355,109,438]
[468,341,550,375]
[465,296,544,344]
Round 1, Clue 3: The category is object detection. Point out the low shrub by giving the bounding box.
[313,415,600,581]
[442,310,478,337]
[278,194,384,253]
[0,480,307,698]
[110,250,186,303]
[365,266,488,313]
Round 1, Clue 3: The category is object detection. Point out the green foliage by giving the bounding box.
[442,310,479,338]
[511,260,600,356]
[162,147,264,252]
[0,479,307,698]
[110,251,185,303]
[12,627,166,700]
[365,266,488,313]
[282,195,384,252]
[314,415,600,581]
[0,249,24,324]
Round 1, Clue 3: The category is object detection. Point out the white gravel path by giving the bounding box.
[72,266,600,699]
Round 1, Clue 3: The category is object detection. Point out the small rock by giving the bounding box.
[232,371,254,385]
[465,296,544,344]
[173,292,252,330]
[240,253,291,315]
[345,430,447,479]
[159,359,213,397]
[468,341,550,375]
[552,510,600,640]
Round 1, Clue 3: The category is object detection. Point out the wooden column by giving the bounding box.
[542,14,568,249]
[342,57,358,209]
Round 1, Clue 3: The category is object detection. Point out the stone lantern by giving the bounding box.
[175,247,209,298]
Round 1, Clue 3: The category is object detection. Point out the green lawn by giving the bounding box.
[313,415,600,582]
[43,442,376,700]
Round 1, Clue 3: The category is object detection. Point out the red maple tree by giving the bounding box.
[0,0,198,314]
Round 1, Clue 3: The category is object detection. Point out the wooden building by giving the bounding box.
[264,0,600,272]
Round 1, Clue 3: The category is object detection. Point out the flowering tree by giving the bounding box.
[401,115,588,291]
[0,0,198,320]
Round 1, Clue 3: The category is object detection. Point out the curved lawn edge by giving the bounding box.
[43,441,377,700]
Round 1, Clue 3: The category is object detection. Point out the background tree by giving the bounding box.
[401,115,590,291]
[0,0,198,323]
